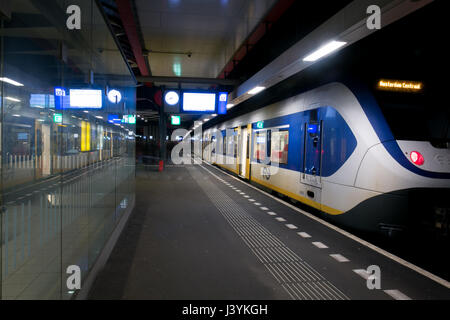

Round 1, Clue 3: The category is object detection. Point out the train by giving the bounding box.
[200,81,450,235]
[199,2,450,236]
[1,110,134,190]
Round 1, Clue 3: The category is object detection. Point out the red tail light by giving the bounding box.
[410,151,425,166]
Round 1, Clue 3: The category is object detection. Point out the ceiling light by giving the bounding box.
[83,111,89,113]
[12,114,21,117]
[0,77,24,87]
[248,86,265,95]
[6,97,21,102]
[212,114,217,117]
[226,103,234,109]
[95,116,103,119]
[303,40,347,62]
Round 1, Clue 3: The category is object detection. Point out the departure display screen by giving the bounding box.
[182,92,216,112]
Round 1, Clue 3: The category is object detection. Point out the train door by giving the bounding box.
[41,124,51,177]
[301,118,323,189]
[239,126,249,178]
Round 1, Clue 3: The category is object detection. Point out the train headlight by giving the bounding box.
[410,151,425,166]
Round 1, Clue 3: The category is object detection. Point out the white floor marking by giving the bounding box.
[267,212,277,216]
[312,242,328,249]
[353,269,370,280]
[260,207,269,211]
[236,190,241,192]
[254,202,261,206]
[200,161,450,290]
[276,217,286,222]
[286,224,298,230]
[249,199,255,202]
[240,192,246,195]
[244,195,250,198]
[384,290,411,300]
[297,232,311,238]
[330,254,350,263]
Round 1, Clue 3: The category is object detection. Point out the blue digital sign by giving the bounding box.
[218,92,228,115]
[108,114,121,124]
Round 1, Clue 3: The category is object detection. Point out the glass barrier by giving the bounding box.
[0,0,136,300]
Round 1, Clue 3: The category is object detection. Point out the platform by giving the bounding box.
[88,162,450,300]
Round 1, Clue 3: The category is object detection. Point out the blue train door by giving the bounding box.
[301,120,322,188]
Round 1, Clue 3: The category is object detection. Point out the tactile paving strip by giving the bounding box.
[188,165,348,300]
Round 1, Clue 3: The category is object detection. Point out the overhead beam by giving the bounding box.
[136,76,240,86]
[115,0,150,78]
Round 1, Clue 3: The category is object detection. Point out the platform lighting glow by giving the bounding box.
[83,111,89,113]
[12,114,21,117]
[303,41,347,62]
[0,77,24,87]
[227,103,234,109]
[6,97,21,102]
[212,114,217,117]
[248,86,266,95]
[95,116,103,119]
[204,119,209,122]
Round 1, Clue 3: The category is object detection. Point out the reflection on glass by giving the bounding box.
[1,0,135,300]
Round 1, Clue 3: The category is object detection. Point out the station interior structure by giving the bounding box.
[0,0,449,300]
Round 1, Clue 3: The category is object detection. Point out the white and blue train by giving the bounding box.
[201,82,450,234]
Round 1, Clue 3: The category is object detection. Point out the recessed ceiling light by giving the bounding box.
[248,86,265,95]
[6,97,21,102]
[303,40,347,62]
[0,77,24,87]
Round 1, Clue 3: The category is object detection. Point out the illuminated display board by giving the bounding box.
[69,89,103,108]
[108,114,121,124]
[182,92,216,112]
[30,94,55,109]
[378,79,423,92]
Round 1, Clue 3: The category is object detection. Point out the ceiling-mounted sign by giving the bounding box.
[171,115,181,126]
[122,115,136,124]
[107,89,122,104]
[182,92,216,112]
[53,113,63,123]
[70,89,103,108]
[256,121,264,129]
[217,92,228,115]
[377,79,423,92]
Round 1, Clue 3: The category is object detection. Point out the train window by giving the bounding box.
[254,131,267,161]
[374,91,450,146]
[271,130,289,164]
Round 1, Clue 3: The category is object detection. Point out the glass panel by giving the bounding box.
[1,0,136,300]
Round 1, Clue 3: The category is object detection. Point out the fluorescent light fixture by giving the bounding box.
[12,114,21,117]
[0,77,24,87]
[248,86,265,95]
[6,97,21,102]
[226,103,234,109]
[212,114,217,117]
[203,119,209,122]
[95,116,103,119]
[83,111,89,113]
[303,40,347,62]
